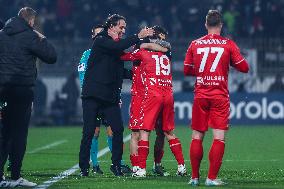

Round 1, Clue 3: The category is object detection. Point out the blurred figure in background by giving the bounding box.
[62,72,80,124]
[269,74,284,92]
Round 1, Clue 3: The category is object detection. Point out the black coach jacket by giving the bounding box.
[0,17,57,86]
[82,30,139,103]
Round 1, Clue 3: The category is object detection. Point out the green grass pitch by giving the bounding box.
[5,126,284,189]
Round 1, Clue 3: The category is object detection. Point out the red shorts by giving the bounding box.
[140,91,175,132]
[191,98,229,132]
[128,94,143,130]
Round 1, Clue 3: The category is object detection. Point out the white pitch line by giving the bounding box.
[28,140,67,154]
[34,134,131,189]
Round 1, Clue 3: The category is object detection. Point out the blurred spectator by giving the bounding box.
[223,4,239,36]
[0,0,283,40]
[33,78,47,124]
[62,72,80,124]
[269,74,284,92]
[50,91,66,125]
[236,81,246,93]
[182,80,195,92]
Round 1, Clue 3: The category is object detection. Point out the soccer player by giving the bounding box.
[123,26,187,177]
[78,24,131,175]
[184,10,249,186]
[126,30,171,176]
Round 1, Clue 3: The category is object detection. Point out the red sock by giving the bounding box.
[138,140,149,169]
[190,139,203,179]
[154,148,164,164]
[169,138,184,165]
[130,154,139,167]
[208,139,225,180]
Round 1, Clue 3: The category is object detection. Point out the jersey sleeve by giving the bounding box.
[184,42,196,76]
[229,40,249,73]
[120,49,143,61]
[78,50,90,88]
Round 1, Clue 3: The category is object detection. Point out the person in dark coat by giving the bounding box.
[0,7,57,187]
[79,14,153,176]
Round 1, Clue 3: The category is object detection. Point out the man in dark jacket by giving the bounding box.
[0,7,57,187]
[79,14,153,176]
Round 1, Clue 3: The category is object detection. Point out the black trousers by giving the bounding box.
[79,97,124,170]
[0,86,33,180]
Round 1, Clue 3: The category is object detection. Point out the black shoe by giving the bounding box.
[152,164,170,176]
[110,165,123,176]
[92,165,103,174]
[121,164,132,174]
[80,169,89,177]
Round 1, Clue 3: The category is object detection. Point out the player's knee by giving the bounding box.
[212,129,226,141]
[131,131,140,140]
[164,130,175,140]
[140,130,150,141]
[192,130,205,140]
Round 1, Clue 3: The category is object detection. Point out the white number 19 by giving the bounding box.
[152,55,170,75]
[197,47,224,72]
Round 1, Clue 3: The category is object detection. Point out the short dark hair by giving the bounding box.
[152,25,168,38]
[206,10,222,27]
[104,14,126,29]
[18,7,37,23]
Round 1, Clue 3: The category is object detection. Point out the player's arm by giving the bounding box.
[78,50,90,88]
[152,39,171,50]
[140,43,168,52]
[230,41,249,73]
[96,35,140,52]
[140,39,170,53]
[184,43,196,76]
[120,49,142,61]
[28,31,57,64]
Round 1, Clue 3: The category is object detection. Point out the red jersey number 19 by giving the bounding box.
[152,55,171,76]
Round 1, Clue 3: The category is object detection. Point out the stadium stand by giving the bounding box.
[1,0,283,125]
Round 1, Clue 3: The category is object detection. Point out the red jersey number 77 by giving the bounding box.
[197,47,224,73]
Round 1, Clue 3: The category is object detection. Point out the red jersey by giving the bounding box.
[131,64,144,95]
[184,34,249,99]
[131,48,173,94]
[121,53,143,95]
[122,49,173,94]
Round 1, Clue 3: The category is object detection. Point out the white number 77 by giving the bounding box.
[197,47,224,72]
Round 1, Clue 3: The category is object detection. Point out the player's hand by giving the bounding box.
[33,30,46,39]
[138,27,154,39]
